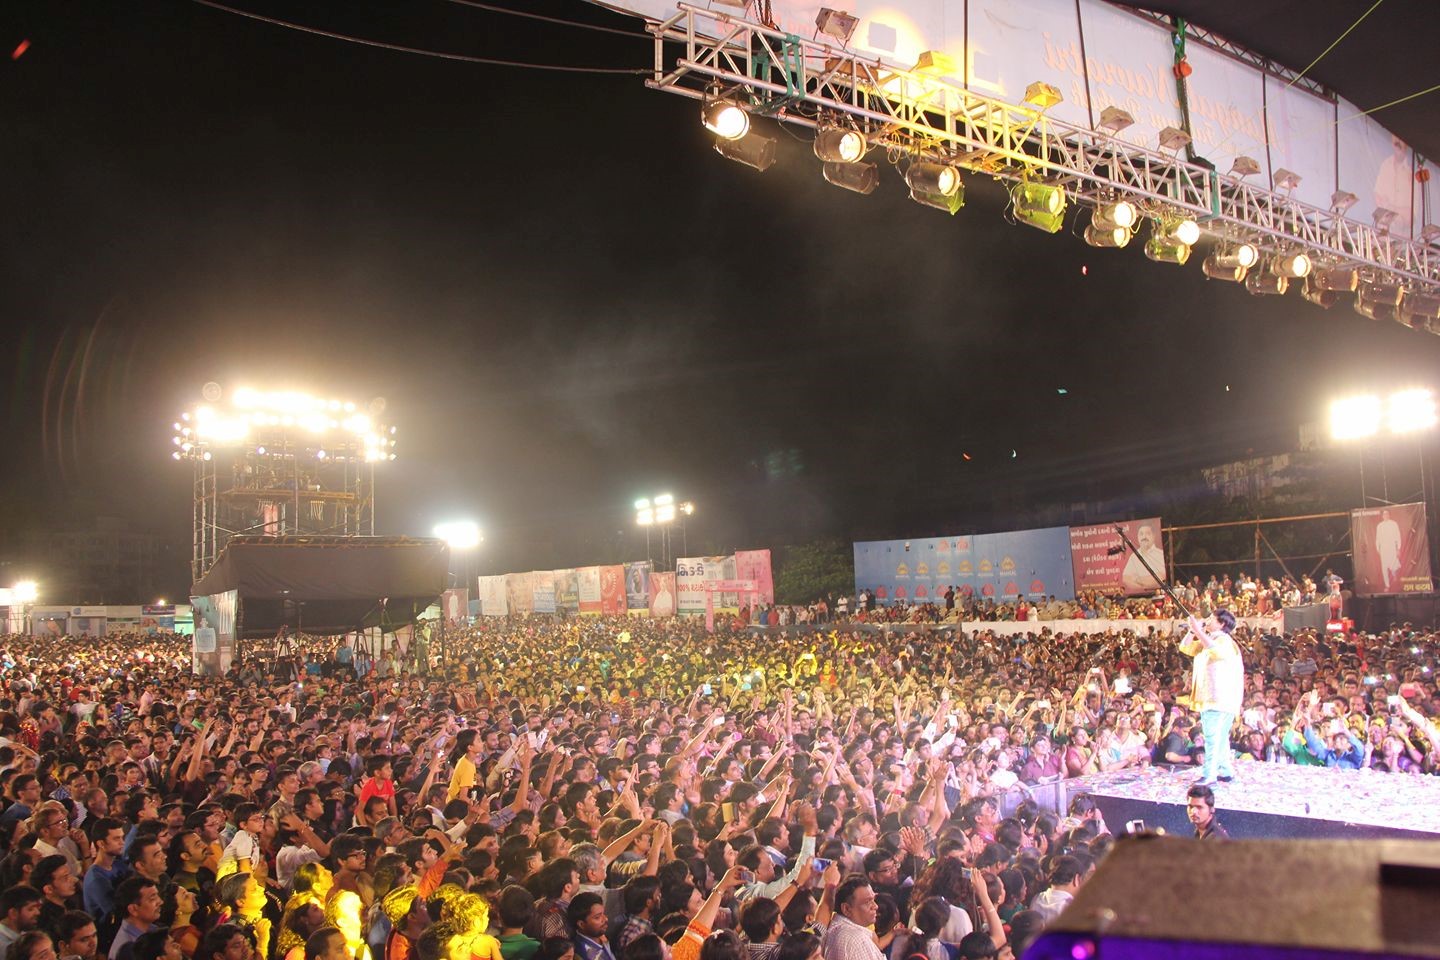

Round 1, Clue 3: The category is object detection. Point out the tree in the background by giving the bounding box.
[773,539,853,605]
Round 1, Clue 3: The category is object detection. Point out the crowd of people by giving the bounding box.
[767,572,1338,626]
[0,604,1432,960]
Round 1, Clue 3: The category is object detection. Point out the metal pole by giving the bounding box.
[1359,445,1367,506]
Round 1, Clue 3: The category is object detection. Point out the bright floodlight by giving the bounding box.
[12,581,37,603]
[1167,218,1201,246]
[1388,389,1438,434]
[434,521,482,550]
[813,128,865,163]
[1330,395,1383,441]
[702,101,749,140]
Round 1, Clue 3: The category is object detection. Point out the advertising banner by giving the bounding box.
[625,561,652,614]
[734,549,776,605]
[649,571,677,617]
[532,571,557,615]
[440,589,470,622]
[554,569,579,614]
[578,566,602,615]
[600,565,627,615]
[1265,77,1337,211]
[1338,101,1415,239]
[189,589,236,676]
[678,556,732,616]
[478,576,509,617]
[1069,518,1166,595]
[506,573,534,615]
[854,527,1074,605]
[1351,503,1433,596]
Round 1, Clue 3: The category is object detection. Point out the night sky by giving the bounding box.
[2,0,1438,596]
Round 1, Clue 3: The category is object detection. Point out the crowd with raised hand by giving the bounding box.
[0,609,1431,960]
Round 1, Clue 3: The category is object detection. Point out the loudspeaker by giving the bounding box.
[1024,835,1440,960]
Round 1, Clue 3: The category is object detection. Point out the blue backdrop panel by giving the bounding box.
[854,527,1074,604]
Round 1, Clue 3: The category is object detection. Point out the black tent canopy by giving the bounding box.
[191,536,449,639]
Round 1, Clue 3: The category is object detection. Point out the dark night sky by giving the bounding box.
[2,0,1438,595]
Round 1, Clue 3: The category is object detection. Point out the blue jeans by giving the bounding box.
[1199,709,1236,781]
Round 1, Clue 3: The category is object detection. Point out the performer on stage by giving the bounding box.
[1180,609,1244,786]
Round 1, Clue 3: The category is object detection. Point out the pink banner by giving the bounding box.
[506,573,534,615]
[734,549,775,605]
[649,572,676,617]
[578,566,602,615]
[600,565,626,615]
[1351,503,1433,596]
[1069,518,1166,595]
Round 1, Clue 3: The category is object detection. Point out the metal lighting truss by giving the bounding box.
[647,3,1440,295]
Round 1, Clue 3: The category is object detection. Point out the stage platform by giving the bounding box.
[1063,764,1440,840]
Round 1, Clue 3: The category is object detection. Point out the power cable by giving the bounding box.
[1286,0,1385,89]
[439,0,651,40]
[186,0,649,75]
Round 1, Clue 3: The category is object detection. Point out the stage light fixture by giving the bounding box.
[1389,388,1438,433]
[1084,224,1130,248]
[1301,277,1339,308]
[1097,106,1134,133]
[1329,395,1382,440]
[1245,271,1288,296]
[1158,126,1191,151]
[905,162,960,198]
[1023,81,1063,110]
[1011,181,1066,233]
[1229,156,1261,177]
[1422,224,1440,244]
[1164,217,1201,246]
[714,132,777,171]
[1373,207,1399,232]
[822,160,878,194]
[815,7,858,43]
[1312,265,1358,292]
[1092,199,1137,232]
[171,451,182,460]
[1358,277,1404,307]
[1201,253,1245,282]
[1354,299,1397,322]
[1273,168,1302,191]
[12,582,37,604]
[1143,234,1190,265]
[1330,191,1358,214]
[702,100,750,140]
[912,50,956,75]
[1269,251,1311,279]
[1399,293,1440,329]
[814,128,866,163]
[909,185,964,214]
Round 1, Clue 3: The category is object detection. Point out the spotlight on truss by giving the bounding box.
[1273,168,1302,191]
[1229,156,1261,177]
[912,50,956,75]
[1358,277,1405,307]
[714,132,777,171]
[1084,224,1130,248]
[815,7,858,43]
[702,100,749,140]
[1354,299,1397,322]
[1398,293,1440,330]
[1202,243,1258,282]
[1269,251,1312,279]
[1097,106,1134,133]
[1011,181,1066,233]
[1092,199,1137,232]
[1312,265,1358,292]
[1158,126,1192,152]
[1163,217,1201,246]
[1024,81,1063,110]
[1144,233,1191,265]
[1245,271,1288,296]
[822,160,879,194]
[1301,277,1339,308]
[1373,207,1399,232]
[1330,190,1358,214]
[813,128,866,163]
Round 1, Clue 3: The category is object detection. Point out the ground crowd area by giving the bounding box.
[0,607,1434,960]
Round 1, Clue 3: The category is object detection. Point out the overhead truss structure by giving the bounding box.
[646,4,1440,300]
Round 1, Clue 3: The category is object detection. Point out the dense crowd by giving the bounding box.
[0,607,1433,960]
[770,572,1337,625]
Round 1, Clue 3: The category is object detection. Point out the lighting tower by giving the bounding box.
[170,384,397,580]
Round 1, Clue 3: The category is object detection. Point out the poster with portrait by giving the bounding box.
[1351,503,1433,596]
[625,561,652,615]
[1069,518,1166,595]
[649,572,677,617]
[577,566,602,615]
[600,565,627,615]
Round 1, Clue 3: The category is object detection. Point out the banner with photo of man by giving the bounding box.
[1351,503,1433,596]
[578,566,602,615]
[478,576,508,616]
[532,571,556,615]
[649,572,677,617]
[625,561,652,614]
[1070,518,1166,595]
[554,569,579,614]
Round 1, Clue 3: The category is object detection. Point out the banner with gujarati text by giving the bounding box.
[554,569,579,614]
[1351,503,1433,596]
[532,571,556,614]
[854,527,1074,605]
[478,576,508,616]
[1069,518,1166,596]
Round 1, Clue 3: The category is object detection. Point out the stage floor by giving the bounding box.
[1064,763,1440,840]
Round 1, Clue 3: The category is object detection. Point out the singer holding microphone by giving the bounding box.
[1180,608,1245,787]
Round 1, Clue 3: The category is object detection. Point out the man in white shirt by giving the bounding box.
[1181,609,1244,786]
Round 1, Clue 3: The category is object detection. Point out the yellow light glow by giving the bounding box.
[1388,389,1437,434]
[1329,395,1382,441]
[13,581,37,603]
